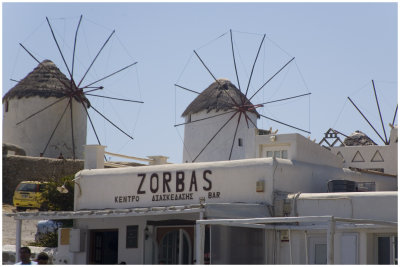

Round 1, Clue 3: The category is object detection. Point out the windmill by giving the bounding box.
[3,15,143,160]
[174,30,311,163]
[347,80,397,145]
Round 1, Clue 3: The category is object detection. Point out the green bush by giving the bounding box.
[40,175,75,211]
[28,232,58,248]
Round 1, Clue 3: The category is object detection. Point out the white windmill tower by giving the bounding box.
[176,30,311,163]
[3,60,88,159]
[181,78,259,163]
[3,15,143,160]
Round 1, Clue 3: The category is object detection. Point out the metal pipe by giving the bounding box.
[289,229,293,264]
[327,217,335,264]
[304,230,309,264]
[195,222,205,264]
[16,219,22,263]
[179,229,184,264]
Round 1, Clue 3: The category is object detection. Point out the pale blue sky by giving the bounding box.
[2,2,398,163]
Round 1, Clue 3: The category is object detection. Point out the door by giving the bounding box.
[157,227,193,264]
[90,229,119,264]
[308,236,327,264]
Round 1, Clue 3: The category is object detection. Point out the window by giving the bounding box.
[238,138,243,147]
[265,150,288,159]
[5,100,9,112]
[126,225,139,248]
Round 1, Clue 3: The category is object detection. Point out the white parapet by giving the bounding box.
[84,145,106,169]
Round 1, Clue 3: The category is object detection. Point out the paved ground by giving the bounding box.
[2,204,40,246]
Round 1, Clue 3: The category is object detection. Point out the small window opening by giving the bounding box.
[238,138,243,147]
[5,100,9,112]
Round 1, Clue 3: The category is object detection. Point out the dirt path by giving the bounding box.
[2,205,40,246]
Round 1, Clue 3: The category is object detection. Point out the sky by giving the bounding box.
[2,2,398,164]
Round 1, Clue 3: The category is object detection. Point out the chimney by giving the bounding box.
[84,145,106,169]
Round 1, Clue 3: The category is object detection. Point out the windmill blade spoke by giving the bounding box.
[174,84,200,94]
[83,87,104,94]
[90,104,134,140]
[82,61,137,89]
[81,102,107,161]
[245,34,266,97]
[41,99,71,156]
[243,111,258,129]
[392,104,398,126]
[193,111,239,162]
[230,29,241,92]
[372,80,388,144]
[72,15,83,80]
[77,30,116,88]
[229,112,243,160]
[259,92,311,106]
[85,93,144,104]
[46,17,73,80]
[194,50,219,83]
[249,57,295,102]
[10,78,20,83]
[348,96,386,144]
[174,110,236,127]
[260,114,310,134]
[16,97,67,125]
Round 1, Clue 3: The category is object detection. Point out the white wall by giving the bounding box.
[182,110,257,163]
[74,158,275,211]
[255,133,343,168]
[293,191,397,221]
[330,143,398,175]
[3,96,87,159]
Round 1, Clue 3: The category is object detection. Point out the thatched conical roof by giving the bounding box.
[3,60,71,101]
[182,78,260,117]
[343,130,377,146]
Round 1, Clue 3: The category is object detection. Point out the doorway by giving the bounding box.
[157,226,193,264]
[90,229,119,264]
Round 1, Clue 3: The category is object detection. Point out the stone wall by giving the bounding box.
[3,155,84,204]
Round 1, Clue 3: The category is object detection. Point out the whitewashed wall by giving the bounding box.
[182,110,257,163]
[3,96,87,159]
[330,143,397,175]
[74,157,397,211]
[74,158,276,211]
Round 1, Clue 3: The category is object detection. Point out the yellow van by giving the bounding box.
[13,181,47,211]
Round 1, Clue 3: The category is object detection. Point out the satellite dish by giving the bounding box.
[56,185,69,194]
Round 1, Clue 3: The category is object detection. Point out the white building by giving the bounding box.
[8,131,397,264]
[2,60,87,159]
[327,127,398,176]
[7,79,397,264]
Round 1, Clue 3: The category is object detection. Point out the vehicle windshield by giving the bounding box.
[16,183,38,192]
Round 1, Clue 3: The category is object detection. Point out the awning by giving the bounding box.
[6,202,271,221]
[6,204,205,221]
